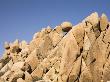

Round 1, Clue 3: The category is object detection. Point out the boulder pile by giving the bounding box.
[0,12,110,82]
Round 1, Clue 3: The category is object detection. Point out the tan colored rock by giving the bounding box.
[33,26,52,40]
[20,40,27,49]
[10,40,21,54]
[0,78,5,82]
[93,24,101,38]
[59,32,79,82]
[0,58,10,70]
[43,67,58,82]
[49,56,59,66]
[0,63,3,70]
[84,13,100,38]
[21,45,30,56]
[79,59,93,82]
[45,26,52,33]
[9,69,24,82]
[85,32,108,82]
[25,49,39,71]
[103,27,110,43]
[7,59,13,69]
[33,32,41,39]
[11,46,21,53]
[83,12,99,26]
[100,13,108,31]
[102,61,110,82]
[0,12,110,82]
[36,80,49,82]
[29,39,40,52]
[2,53,8,60]
[11,39,19,48]
[83,33,91,51]
[41,58,51,70]
[4,42,10,50]
[72,23,85,48]
[31,66,43,81]
[49,30,63,47]
[39,35,53,58]
[1,70,12,82]
[25,71,33,82]
[11,53,20,63]
[68,56,82,82]
[0,63,10,76]
[53,60,60,73]
[33,26,51,38]
[17,78,25,82]
[61,22,72,32]
[84,22,96,45]
[54,26,63,34]
[11,62,25,71]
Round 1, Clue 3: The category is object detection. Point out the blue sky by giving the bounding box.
[0,0,110,55]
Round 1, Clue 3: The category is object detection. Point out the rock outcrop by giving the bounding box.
[0,12,110,82]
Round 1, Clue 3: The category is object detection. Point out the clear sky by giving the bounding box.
[0,0,110,55]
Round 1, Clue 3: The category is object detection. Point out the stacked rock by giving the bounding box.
[0,12,110,82]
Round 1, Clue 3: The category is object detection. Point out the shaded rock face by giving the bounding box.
[0,12,110,82]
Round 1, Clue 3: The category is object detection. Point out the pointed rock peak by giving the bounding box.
[89,12,98,19]
[61,21,72,32]
[47,26,51,29]
[46,26,52,33]
[21,40,27,44]
[100,13,108,31]
[100,13,108,22]
[101,13,108,19]
[83,12,99,26]
[4,41,10,49]
[41,28,46,32]
[40,26,52,34]
[21,40,27,45]
[13,39,19,46]
[92,12,98,16]
[14,39,19,44]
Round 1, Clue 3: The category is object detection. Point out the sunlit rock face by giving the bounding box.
[0,12,110,82]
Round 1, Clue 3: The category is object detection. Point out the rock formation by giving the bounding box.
[0,12,110,82]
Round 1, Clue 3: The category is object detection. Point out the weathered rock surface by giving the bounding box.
[100,13,108,31]
[61,22,72,32]
[0,12,110,82]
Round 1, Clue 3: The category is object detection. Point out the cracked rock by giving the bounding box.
[0,12,110,82]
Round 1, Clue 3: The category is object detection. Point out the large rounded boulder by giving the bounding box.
[61,22,72,32]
